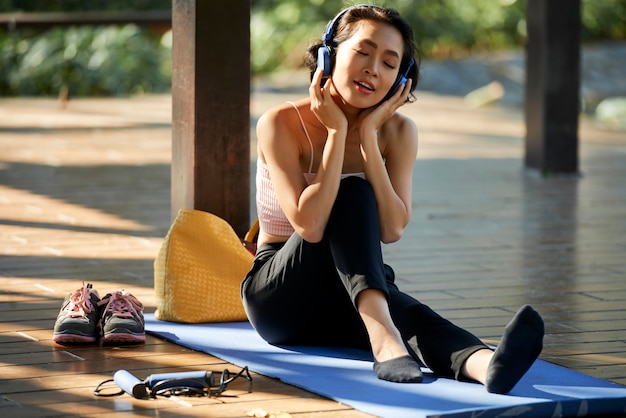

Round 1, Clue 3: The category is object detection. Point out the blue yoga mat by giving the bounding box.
[145,314,626,418]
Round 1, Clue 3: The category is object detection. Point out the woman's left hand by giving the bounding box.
[358,78,412,136]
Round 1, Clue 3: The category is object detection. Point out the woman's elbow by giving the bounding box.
[295,223,326,243]
[380,218,409,244]
[381,228,403,244]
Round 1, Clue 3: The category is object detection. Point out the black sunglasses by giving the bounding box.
[151,366,253,397]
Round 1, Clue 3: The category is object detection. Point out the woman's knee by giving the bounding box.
[327,177,380,241]
[338,176,374,202]
[333,177,377,217]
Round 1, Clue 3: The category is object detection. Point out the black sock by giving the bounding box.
[485,305,544,394]
[373,355,423,383]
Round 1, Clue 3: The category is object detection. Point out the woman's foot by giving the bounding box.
[485,305,544,394]
[374,355,423,383]
[357,289,423,383]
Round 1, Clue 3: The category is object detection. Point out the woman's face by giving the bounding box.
[331,19,405,108]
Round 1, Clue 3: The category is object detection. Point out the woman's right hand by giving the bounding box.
[309,68,347,133]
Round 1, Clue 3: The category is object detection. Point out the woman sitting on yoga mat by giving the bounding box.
[241,4,544,394]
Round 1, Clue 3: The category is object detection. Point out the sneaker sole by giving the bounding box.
[103,330,145,344]
[53,333,97,344]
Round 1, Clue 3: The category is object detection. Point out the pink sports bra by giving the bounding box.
[256,102,366,237]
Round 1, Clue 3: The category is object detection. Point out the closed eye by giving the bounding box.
[355,49,397,70]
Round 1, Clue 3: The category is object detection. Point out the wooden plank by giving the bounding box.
[1,89,626,416]
[0,10,171,28]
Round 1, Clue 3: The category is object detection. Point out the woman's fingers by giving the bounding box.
[309,69,346,131]
[360,79,413,131]
[310,68,325,101]
[389,78,412,108]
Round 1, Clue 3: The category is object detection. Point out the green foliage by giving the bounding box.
[0,0,172,96]
[251,0,626,72]
[0,25,171,96]
[0,0,624,96]
[249,0,341,73]
[582,0,626,40]
[250,0,528,72]
[407,0,527,55]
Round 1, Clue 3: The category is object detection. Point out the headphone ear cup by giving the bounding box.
[383,75,404,102]
[317,46,332,77]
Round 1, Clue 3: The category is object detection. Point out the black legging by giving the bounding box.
[241,176,488,379]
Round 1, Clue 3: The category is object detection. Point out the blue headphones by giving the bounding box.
[316,5,415,101]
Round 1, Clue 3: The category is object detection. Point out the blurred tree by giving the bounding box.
[581,0,626,40]
[0,0,623,96]
[0,24,170,96]
[0,0,171,96]
[250,0,625,72]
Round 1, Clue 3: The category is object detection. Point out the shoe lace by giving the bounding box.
[99,290,143,320]
[64,283,98,318]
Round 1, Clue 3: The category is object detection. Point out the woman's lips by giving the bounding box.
[354,80,375,94]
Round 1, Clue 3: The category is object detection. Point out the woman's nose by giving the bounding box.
[364,60,379,77]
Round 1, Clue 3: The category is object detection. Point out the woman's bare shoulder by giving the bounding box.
[257,100,310,160]
[258,99,309,127]
[382,112,418,145]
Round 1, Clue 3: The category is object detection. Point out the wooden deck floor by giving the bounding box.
[1,88,625,417]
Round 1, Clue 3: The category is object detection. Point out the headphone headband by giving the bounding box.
[321,5,413,69]
[322,4,381,47]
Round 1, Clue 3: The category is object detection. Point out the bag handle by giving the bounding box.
[244,218,259,243]
[242,218,259,255]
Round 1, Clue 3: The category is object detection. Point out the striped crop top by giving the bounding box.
[256,102,366,237]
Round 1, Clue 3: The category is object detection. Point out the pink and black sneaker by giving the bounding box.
[98,290,145,344]
[52,283,101,344]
